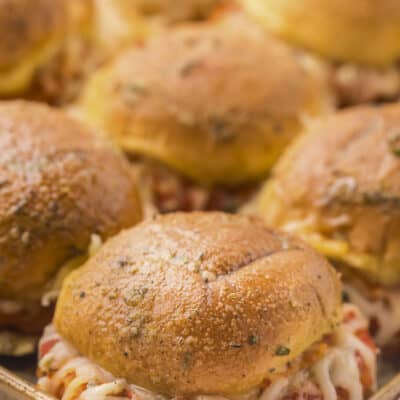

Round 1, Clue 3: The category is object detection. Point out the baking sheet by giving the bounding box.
[378,356,400,387]
[0,356,36,400]
[0,356,37,384]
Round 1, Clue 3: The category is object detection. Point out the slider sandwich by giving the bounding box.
[77,14,332,213]
[0,101,142,355]
[38,212,377,400]
[256,102,400,351]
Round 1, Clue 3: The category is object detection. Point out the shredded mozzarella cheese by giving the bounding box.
[259,378,288,400]
[345,284,400,346]
[314,348,361,400]
[262,305,376,400]
[37,305,376,400]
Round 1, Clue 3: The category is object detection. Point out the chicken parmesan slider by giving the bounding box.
[0,101,142,355]
[255,102,400,350]
[38,212,376,400]
[77,14,331,213]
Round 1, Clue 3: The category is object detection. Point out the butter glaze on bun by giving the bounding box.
[55,212,341,396]
[0,101,142,323]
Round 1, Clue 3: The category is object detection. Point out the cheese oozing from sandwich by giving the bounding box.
[37,304,376,400]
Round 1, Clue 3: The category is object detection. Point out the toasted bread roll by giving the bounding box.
[0,101,142,342]
[257,103,400,287]
[255,103,400,348]
[54,212,342,396]
[77,15,331,211]
[0,0,96,103]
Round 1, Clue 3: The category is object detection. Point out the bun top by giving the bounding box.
[55,212,341,396]
[0,0,95,97]
[0,101,142,300]
[239,0,400,66]
[257,103,400,286]
[0,0,67,70]
[78,14,331,186]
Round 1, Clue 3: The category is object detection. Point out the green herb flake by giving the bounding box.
[248,335,259,346]
[275,345,291,356]
[341,291,350,302]
[182,352,193,370]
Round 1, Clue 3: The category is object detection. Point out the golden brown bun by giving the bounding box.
[239,0,400,66]
[0,0,95,102]
[0,101,142,304]
[78,14,331,187]
[256,103,400,287]
[55,212,342,396]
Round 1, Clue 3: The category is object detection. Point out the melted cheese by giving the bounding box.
[279,216,351,259]
[80,380,128,400]
[37,304,376,400]
[314,348,361,400]
[259,378,289,400]
[276,212,398,287]
[276,209,400,347]
[255,305,376,400]
[345,284,400,346]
